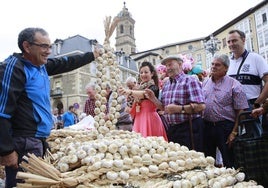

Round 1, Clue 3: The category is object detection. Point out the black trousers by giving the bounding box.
[167,117,204,152]
[5,137,44,188]
[203,120,234,168]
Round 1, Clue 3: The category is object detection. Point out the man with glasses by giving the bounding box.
[0,27,100,187]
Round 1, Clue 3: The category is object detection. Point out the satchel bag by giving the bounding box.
[233,111,268,187]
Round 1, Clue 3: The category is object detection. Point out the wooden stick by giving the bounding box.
[25,178,60,185]
[22,158,58,180]
[27,153,61,178]
[24,154,61,180]
[17,171,58,183]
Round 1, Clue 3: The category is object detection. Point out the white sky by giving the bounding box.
[0,0,264,61]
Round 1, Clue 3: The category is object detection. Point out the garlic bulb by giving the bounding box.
[108,114,115,120]
[103,152,113,159]
[173,180,182,188]
[98,143,108,153]
[235,172,245,182]
[100,105,107,112]
[96,78,102,85]
[95,85,101,92]
[102,159,113,168]
[101,97,107,104]
[113,159,124,168]
[142,154,152,162]
[133,156,142,163]
[119,145,128,155]
[99,119,106,126]
[108,143,119,153]
[176,159,186,167]
[101,83,107,89]
[81,156,91,165]
[159,162,169,170]
[128,168,139,176]
[212,181,221,188]
[148,165,158,173]
[99,112,106,119]
[114,112,120,119]
[119,171,129,180]
[96,71,102,78]
[152,153,162,161]
[226,176,236,185]
[149,148,156,155]
[109,107,116,114]
[105,120,113,128]
[123,157,133,165]
[169,161,179,172]
[94,108,101,115]
[206,156,215,165]
[91,161,102,170]
[181,179,192,188]
[111,100,117,107]
[113,152,121,160]
[76,149,87,159]
[106,171,118,180]
[130,144,140,155]
[139,167,149,175]
[68,154,78,164]
[94,116,100,122]
[58,162,69,172]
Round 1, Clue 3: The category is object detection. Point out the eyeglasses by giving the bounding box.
[29,42,52,50]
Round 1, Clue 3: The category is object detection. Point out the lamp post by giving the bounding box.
[115,50,125,64]
[203,35,221,69]
[203,34,221,56]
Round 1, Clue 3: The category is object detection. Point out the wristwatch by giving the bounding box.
[231,131,238,136]
[181,105,185,114]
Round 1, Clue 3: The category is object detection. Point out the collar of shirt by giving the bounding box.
[211,74,227,83]
[169,72,185,84]
[231,49,248,60]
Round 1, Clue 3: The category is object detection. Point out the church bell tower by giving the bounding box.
[115,2,136,55]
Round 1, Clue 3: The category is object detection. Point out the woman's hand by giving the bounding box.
[119,87,130,95]
[144,88,155,99]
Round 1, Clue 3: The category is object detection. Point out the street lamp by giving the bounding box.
[115,50,125,65]
[203,35,221,56]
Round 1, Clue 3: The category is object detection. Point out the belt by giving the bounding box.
[169,121,189,127]
[204,120,231,126]
[248,98,257,104]
[169,117,200,126]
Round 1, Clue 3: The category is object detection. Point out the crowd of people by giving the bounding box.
[0,27,268,187]
[118,29,268,168]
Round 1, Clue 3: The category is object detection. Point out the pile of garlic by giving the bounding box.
[93,43,122,135]
[17,15,264,187]
[43,129,263,187]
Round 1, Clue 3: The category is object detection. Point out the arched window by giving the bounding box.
[120,25,124,34]
[130,26,133,35]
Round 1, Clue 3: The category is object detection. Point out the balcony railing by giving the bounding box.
[50,88,63,97]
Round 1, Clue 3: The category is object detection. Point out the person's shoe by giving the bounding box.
[215,164,223,168]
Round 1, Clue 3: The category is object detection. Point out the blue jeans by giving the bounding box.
[5,137,43,188]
